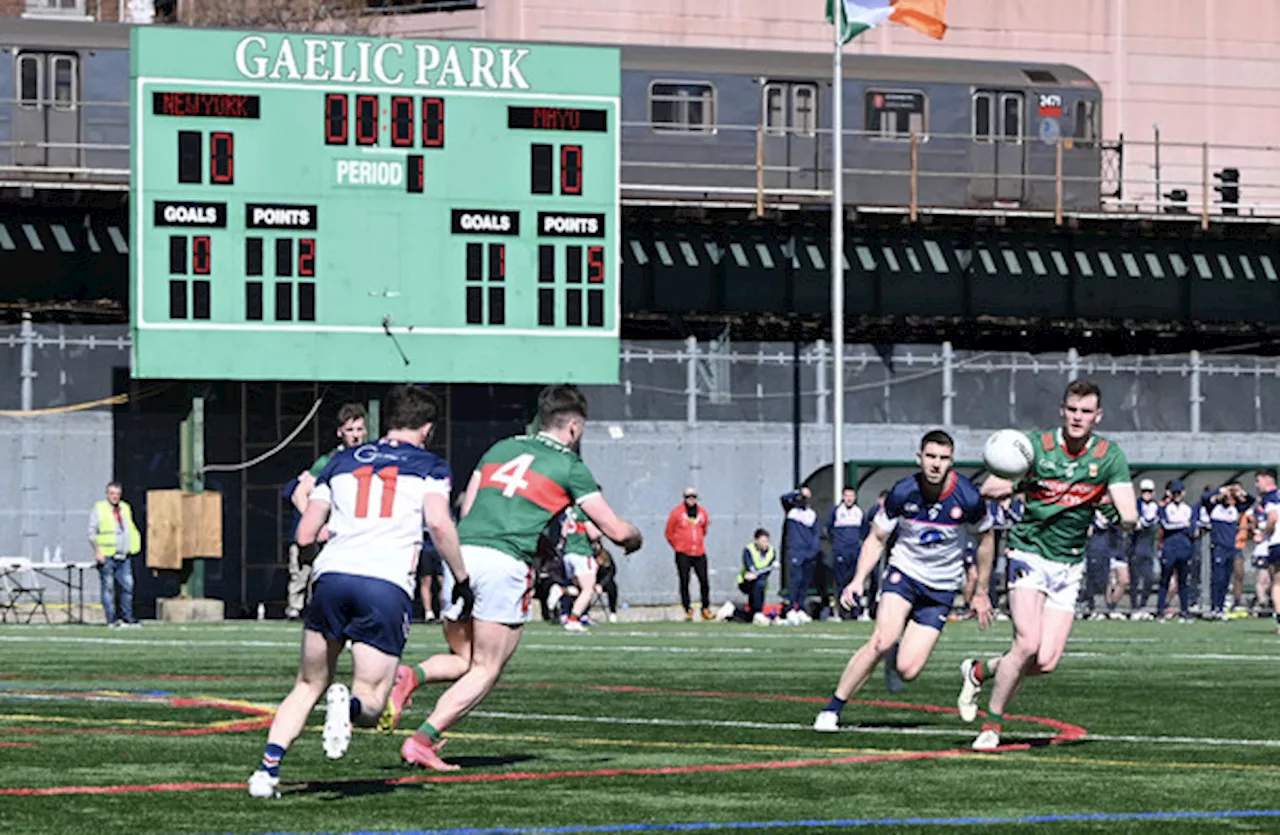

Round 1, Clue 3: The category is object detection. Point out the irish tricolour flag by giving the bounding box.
[825,0,949,44]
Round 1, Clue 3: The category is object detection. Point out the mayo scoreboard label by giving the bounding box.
[130,27,620,383]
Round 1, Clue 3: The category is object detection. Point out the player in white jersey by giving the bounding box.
[814,430,994,731]
[1255,467,1280,632]
[248,385,472,799]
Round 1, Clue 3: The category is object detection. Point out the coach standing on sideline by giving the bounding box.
[665,487,711,621]
[826,487,864,620]
[781,486,820,623]
[89,481,143,628]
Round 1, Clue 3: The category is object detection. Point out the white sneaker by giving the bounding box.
[322,683,353,760]
[812,710,840,732]
[563,618,587,632]
[957,659,982,723]
[608,612,618,624]
[1107,611,1127,620]
[752,612,770,626]
[715,601,736,622]
[247,769,279,799]
[796,609,813,624]
[972,728,1000,751]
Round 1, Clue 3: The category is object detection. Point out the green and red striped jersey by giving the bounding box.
[1008,429,1131,564]
[458,432,600,565]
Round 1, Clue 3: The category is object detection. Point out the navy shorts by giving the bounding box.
[880,566,955,631]
[1269,546,1280,568]
[304,572,412,657]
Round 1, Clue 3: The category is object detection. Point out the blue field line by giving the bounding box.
[263,808,1280,835]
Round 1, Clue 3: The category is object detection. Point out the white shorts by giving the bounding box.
[564,553,598,583]
[1007,549,1084,613]
[442,545,533,625]
[1109,558,1128,572]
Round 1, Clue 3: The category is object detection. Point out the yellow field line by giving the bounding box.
[980,752,1280,774]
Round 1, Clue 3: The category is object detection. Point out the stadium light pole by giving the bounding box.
[831,14,846,503]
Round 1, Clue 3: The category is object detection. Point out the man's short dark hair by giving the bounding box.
[1259,468,1278,481]
[842,486,856,494]
[337,402,367,426]
[384,385,440,432]
[1063,379,1102,405]
[538,384,588,429]
[753,528,769,539]
[106,481,122,490]
[920,429,954,451]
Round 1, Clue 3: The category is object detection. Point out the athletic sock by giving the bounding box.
[411,664,429,688]
[259,742,286,777]
[981,712,1003,734]
[973,658,998,684]
[415,720,442,744]
[348,696,363,722]
[824,694,847,715]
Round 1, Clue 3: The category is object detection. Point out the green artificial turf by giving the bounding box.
[2,618,1279,835]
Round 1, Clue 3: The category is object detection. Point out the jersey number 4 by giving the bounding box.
[352,465,398,518]
[489,453,535,498]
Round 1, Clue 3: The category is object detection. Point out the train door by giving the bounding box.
[12,52,80,168]
[970,90,1025,204]
[761,81,819,192]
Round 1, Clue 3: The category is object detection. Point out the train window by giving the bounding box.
[1144,253,1166,279]
[1096,252,1117,277]
[678,240,698,266]
[792,85,817,136]
[1050,251,1069,275]
[51,55,77,110]
[865,90,926,141]
[1168,253,1189,277]
[904,246,922,273]
[16,53,41,108]
[977,248,996,274]
[1259,255,1278,281]
[1023,69,1058,84]
[1191,253,1212,279]
[763,85,786,135]
[1239,255,1256,280]
[1002,250,1022,275]
[652,240,674,266]
[1217,254,1235,280]
[1000,94,1023,142]
[1120,252,1141,278]
[923,240,949,273]
[1026,250,1047,276]
[973,93,993,141]
[729,242,749,267]
[1073,100,1098,146]
[649,81,715,133]
[1074,252,1094,277]
[755,243,774,269]
[880,246,901,272]
[854,245,876,270]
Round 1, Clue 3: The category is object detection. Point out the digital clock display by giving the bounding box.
[131,27,620,383]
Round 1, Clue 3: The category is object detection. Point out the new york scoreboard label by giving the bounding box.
[131,27,619,383]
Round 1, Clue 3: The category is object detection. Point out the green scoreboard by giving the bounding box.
[130,27,620,383]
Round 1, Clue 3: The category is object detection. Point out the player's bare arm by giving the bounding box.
[970,528,996,629]
[981,475,1015,500]
[459,470,482,519]
[423,492,467,583]
[290,471,315,514]
[1264,506,1279,541]
[1109,481,1139,531]
[294,496,330,548]
[584,519,603,546]
[841,524,888,610]
[579,493,643,553]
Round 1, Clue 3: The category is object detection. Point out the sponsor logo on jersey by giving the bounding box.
[1029,479,1107,508]
[918,529,945,547]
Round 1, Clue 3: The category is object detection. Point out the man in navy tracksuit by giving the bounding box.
[781,486,821,622]
[1128,478,1160,618]
[1157,479,1197,620]
[826,487,864,620]
[1202,482,1252,619]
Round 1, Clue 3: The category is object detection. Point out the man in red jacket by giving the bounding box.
[665,488,712,620]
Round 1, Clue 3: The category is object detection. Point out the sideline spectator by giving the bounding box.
[1128,478,1160,619]
[714,528,778,625]
[286,403,367,618]
[89,481,142,628]
[781,485,820,623]
[664,487,711,621]
[417,537,443,623]
[826,487,864,620]
[1202,482,1251,619]
[1157,479,1196,621]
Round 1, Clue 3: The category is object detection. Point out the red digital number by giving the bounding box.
[298,238,315,277]
[390,96,414,147]
[352,464,399,519]
[355,95,379,146]
[422,97,444,148]
[561,144,583,195]
[192,236,211,275]
[210,132,234,184]
[587,246,604,283]
[324,93,348,145]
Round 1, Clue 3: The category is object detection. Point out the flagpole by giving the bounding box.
[831,6,846,504]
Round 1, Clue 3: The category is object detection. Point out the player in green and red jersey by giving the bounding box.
[957,379,1137,751]
[383,384,643,769]
[558,506,603,631]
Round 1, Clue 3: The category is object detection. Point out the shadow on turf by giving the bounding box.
[285,755,538,799]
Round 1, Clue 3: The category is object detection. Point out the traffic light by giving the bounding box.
[1214,168,1240,216]
[1163,188,1188,214]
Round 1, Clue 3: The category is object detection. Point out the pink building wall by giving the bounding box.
[382,0,1280,211]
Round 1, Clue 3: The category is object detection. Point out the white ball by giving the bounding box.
[983,429,1034,480]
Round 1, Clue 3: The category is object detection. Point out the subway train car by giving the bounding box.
[0,18,1103,210]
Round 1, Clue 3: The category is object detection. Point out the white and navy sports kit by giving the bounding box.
[874,472,992,630]
[1263,489,1280,567]
[825,503,864,592]
[306,440,452,656]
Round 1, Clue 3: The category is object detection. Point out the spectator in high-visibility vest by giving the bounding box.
[88,481,142,628]
[714,529,778,624]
